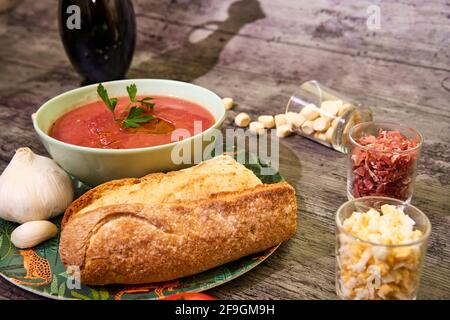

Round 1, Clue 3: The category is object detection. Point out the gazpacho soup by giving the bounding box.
[50,84,215,149]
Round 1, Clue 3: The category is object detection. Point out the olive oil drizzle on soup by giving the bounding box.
[50,96,215,149]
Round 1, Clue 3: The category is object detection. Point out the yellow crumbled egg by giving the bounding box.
[337,204,424,300]
[342,204,421,245]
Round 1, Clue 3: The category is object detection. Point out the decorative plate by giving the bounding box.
[0,152,282,300]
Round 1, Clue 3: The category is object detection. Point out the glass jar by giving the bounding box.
[347,122,423,202]
[336,197,431,300]
[286,80,373,153]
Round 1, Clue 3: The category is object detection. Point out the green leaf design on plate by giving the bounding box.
[71,291,91,300]
[0,222,15,261]
[90,288,99,300]
[58,282,66,297]
[50,276,58,295]
[58,270,69,279]
[0,152,283,300]
[98,287,110,300]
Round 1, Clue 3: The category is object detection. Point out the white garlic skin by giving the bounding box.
[11,220,58,248]
[0,147,74,223]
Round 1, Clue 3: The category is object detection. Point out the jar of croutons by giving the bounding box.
[285,80,373,153]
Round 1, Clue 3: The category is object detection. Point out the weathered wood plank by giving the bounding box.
[132,0,450,70]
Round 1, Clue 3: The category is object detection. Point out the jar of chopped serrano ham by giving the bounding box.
[347,122,423,202]
[285,80,373,153]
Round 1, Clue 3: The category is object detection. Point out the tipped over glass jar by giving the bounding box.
[285,80,373,153]
[347,122,423,202]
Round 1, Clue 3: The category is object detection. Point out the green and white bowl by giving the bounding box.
[32,79,225,186]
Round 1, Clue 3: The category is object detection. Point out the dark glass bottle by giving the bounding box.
[58,0,136,84]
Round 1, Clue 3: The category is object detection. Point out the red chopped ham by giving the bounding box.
[354,167,366,177]
[350,129,419,200]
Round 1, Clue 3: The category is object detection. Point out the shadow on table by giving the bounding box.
[129,0,265,82]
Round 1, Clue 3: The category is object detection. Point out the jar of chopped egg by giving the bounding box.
[335,197,431,300]
[285,80,372,152]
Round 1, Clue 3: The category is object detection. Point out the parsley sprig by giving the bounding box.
[126,84,155,109]
[97,83,156,128]
[123,106,155,128]
[97,84,118,114]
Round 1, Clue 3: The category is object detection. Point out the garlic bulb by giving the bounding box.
[0,147,74,223]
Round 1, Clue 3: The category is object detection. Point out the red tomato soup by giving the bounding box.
[50,96,215,149]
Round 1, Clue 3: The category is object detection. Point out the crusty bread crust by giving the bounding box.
[62,155,262,228]
[59,182,297,285]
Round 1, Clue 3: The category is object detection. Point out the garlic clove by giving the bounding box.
[11,220,58,249]
[0,147,74,223]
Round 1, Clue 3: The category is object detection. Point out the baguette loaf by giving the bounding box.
[59,182,297,285]
[62,155,262,228]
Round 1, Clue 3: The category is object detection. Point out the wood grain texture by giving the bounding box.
[0,0,449,299]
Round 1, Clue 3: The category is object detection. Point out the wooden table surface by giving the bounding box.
[0,0,449,300]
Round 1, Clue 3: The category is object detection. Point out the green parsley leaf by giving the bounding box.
[123,106,155,128]
[128,105,143,117]
[137,97,155,109]
[127,83,154,108]
[126,84,137,102]
[97,83,157,128]
[97,84,118,113]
